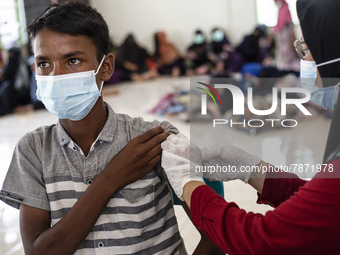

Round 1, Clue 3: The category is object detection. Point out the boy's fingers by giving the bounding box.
[145,154,162,170]
[144,143,163,164]
[136,126,165,143]
[144,132,171,150]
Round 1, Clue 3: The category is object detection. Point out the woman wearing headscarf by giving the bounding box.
[160,0,340,254]
[153,31,184,76]
[207,27,233,74]
[273,0,300,71]
[184,30,211,76]
[115,34,158,81]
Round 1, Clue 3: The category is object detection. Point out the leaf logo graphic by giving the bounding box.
[196,82,223,106]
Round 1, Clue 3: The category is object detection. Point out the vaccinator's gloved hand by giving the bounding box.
[202,143,261,183]
[161,134,205,200]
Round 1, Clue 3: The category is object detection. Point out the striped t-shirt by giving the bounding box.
[0,104,187,255]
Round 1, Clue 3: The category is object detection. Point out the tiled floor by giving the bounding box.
[0,77,331,254]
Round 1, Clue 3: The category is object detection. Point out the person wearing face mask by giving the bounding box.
[207,27,232,74]
[0,3,224,255]
[161,0,340,254]
[235,25,268,64]
[184,30,212,76]
[208,28,231,57]
[296,39,339,109]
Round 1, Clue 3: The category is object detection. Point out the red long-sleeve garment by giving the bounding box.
[191,159,340,255]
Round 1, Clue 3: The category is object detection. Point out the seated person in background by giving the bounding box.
[215,25,270,75]
[234,25,268,68]
[0,47,31,116]
[115,34,158,82]
[207,27,233,74]
[153,31,185,77]
[0,2,224,255]
[184,29,211,76]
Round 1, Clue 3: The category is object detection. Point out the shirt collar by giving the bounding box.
[57,102,117,147]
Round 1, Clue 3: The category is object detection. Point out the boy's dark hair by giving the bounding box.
[26,2,110,62]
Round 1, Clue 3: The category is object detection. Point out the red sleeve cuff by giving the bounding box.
[257,166,307,208]
[191,185,222,230]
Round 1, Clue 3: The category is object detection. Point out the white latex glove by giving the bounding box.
[202,143,260,183]
[161,134,205,200]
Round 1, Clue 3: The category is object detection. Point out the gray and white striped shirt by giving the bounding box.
[0,104,187,255]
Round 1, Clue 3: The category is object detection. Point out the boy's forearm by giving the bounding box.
[193,231,225,255]
[22,169,121,255]
[177,186,224,254]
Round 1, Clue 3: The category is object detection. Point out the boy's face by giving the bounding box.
[33,29,102,86]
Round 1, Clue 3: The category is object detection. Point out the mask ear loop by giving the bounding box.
[317,57,340,67]
[94,55,106,75]
[94,55,106,93]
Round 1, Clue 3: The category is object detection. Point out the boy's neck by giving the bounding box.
[60,100,108,156]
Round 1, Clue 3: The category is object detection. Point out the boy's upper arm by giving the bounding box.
[0,132,49,211]
[174,188,226,255]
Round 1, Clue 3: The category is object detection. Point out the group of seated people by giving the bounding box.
[110,25,299,84]
[0,25,299,117]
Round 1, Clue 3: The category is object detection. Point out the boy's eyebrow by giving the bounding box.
[35,51,87,61]
[63,51,86,58]
[35,55,49,61]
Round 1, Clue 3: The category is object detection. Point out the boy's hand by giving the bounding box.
[105,126,170,190]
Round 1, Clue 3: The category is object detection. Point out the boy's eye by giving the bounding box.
[69,58,81,65]
[37,62,51,69]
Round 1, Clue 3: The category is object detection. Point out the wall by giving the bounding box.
[24,0,51,29]
[90,0,257,54]
[228,0,258,43]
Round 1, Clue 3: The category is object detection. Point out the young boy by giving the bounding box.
[0,2,223,255]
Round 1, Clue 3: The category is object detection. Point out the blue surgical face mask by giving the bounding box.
[193,33,205,45]
[212,29,224,43]
[36,55,106,120]
[300,59,340,109]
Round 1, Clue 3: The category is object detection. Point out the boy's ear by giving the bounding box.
[101,53,115,81]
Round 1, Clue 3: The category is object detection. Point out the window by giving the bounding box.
[256,0,299,27]
[0,0,27,49]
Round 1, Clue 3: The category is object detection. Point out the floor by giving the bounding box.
[0,76,332,254]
